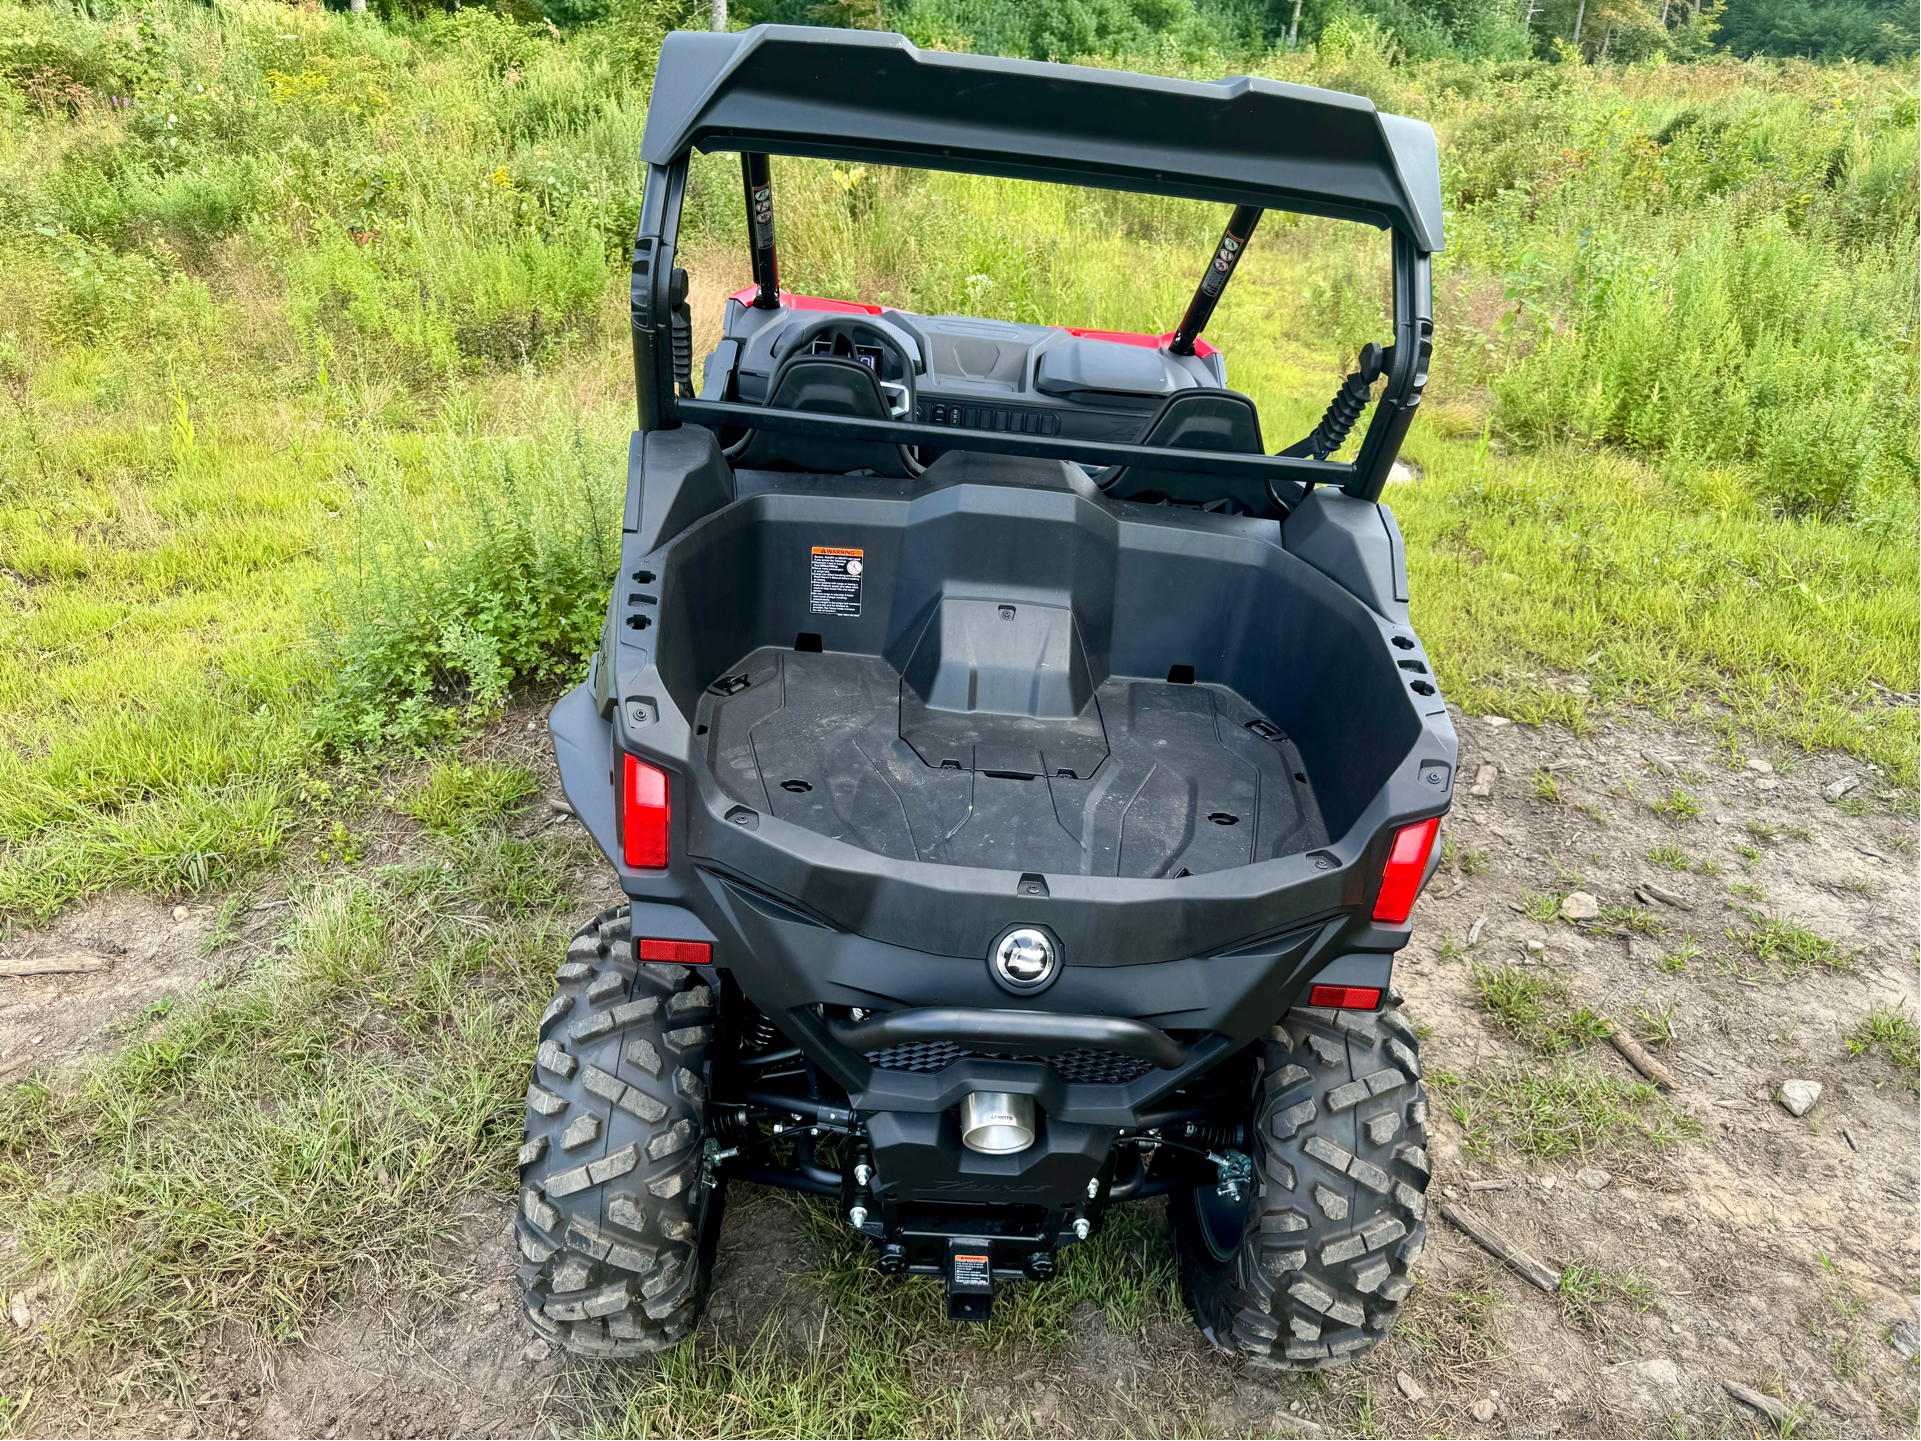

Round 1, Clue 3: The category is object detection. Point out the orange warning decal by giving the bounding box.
[809,546,865,617]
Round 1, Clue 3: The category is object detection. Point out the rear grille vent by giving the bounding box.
[863,1042,1154,1086]
[863,1041,963,1073]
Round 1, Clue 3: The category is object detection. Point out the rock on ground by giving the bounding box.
[1779,1078,1823,1116]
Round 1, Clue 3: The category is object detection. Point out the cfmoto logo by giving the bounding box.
[990,926,1059,994]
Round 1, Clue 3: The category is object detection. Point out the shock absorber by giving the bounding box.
[1287,341,1389,461]
[1168,205,1262,357]
[739,998,780,1054]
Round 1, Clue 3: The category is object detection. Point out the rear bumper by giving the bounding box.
[553,682,1402,1127]
[553,680,1430,1225]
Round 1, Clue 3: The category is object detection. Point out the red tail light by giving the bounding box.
[620,754,669,869]
[1371,815,1440,923]
[638,938,710,965]
[1310,984,1382,1010]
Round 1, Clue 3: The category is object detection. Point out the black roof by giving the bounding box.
[641,27,1444,251]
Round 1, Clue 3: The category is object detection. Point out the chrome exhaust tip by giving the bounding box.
[959,1091,1036,1154]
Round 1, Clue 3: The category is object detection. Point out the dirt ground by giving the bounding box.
[2,703,1916,1439]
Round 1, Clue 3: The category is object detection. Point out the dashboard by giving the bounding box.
[712,296,1234,453]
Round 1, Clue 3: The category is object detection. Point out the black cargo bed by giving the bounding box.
[695,647,1328,878]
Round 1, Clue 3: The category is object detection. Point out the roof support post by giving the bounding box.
[1168,205,1261,356]
[1349,229,1432,500]
[741,152,781,309]
[632,160,687,431]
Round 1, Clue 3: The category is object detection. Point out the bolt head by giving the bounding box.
[1086,1177,1100,1199]
[854,1164,873,1187]
[1072,1217,1091,1241]
[848,1206,868,1228]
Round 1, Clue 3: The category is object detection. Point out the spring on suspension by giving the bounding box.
[1305,341,1387,460]
[741,1002,781,1054]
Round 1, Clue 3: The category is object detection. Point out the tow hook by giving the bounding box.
[1210,1149,1252,1203]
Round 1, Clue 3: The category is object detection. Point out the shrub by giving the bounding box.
[306,412,625,752]
[1485,89,1919,523]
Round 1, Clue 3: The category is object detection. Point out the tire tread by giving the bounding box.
[1175,1003,1430,1372]
[516,905,720,1356]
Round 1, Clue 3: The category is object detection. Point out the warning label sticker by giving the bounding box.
[951,1253,991,1290]
[809,546,864,617]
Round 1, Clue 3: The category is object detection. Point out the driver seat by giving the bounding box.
[730,355,915,478]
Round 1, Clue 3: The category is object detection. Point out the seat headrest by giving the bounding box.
[1102,390,1277,516]
[730,354,912,478]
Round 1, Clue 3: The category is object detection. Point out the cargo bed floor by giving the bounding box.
[695,648,1328,878]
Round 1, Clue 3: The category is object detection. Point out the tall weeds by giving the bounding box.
[306,407,626,752]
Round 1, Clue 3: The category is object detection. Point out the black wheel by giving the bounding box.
[514,905,725,1357]
[1172,992,1430,1369]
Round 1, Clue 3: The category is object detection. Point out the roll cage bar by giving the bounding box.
[632,26,1440,504]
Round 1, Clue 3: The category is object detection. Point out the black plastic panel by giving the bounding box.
[697,648,1326,878]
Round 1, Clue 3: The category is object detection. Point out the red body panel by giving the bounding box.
[727,288,1218,359]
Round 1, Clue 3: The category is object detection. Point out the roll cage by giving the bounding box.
[629,25,1442,503]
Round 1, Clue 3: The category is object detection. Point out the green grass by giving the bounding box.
[0,816,577,1413]
[1437,1062,1700,1163]
[1470,963,1611,1054]
[1439,830,1489,876]
[1633,995,1680,1049]
[1649,787,1705,820]
[1652,933,1706,975]
[583,1195,1187,1438]
[399,759,541,834]
[1646,843,1720,876]
[1844,1007,1919,1089]
[0,780,295,921]
[1520,890,1560,924]
[1529,767,1563,804]
[581,1291,932,1439]
[1399,1275,1504,1371]
[1724,911,1858,980]
[1556,1262,1656,1330]
[1600,902,1668,937]
[1744,819,1814,843]
[0,7,1909,1431]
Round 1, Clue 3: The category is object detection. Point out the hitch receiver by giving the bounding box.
[945,1240,995,1323]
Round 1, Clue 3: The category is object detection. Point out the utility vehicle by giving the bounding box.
[519,26,1453,1370]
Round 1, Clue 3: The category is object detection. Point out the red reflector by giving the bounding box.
[1310,984,1383,1010]
[638,938,711,966]
[1372,815,1441,923]
[620,754,669,869]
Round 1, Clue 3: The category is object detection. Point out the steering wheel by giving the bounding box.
[769,312,918,421]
